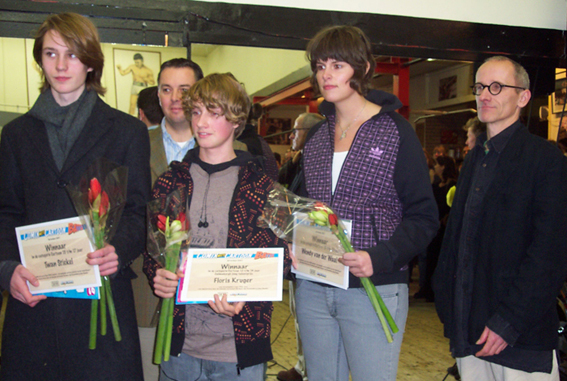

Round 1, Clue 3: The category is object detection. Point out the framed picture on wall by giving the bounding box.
[438,75,457,101]
[113,49,161,116]
[263,118,292,145]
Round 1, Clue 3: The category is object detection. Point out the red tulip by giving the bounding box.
[178,213,187,231]
[157,215,167,232]
[328,213,338,226]
[88,178,101,204]
[99,191,109,217]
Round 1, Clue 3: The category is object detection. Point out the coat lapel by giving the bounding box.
[149,127,168,185]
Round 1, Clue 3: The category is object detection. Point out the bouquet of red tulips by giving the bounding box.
[147,189,191,364]
[67,158,128,349]
[259,184,398,342]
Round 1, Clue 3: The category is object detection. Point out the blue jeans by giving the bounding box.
[295,280,408,381]
[159,352,264,381]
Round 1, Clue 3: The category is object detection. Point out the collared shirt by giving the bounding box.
[452,120,551,372]
[160,117,195,164]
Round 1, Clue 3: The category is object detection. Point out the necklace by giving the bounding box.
[336,100,367,140]
[198,175,211,228]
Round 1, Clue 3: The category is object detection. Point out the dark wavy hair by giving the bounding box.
[306,25,376,97]
[33,12,105,95]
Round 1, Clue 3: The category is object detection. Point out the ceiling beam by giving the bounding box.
[0,0,563,68]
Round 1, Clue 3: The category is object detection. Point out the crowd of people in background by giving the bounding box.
[1,11,567,381]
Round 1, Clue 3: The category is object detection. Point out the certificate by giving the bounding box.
[16,217,101,294]
[177,247,284,304]
[291,212,350,289]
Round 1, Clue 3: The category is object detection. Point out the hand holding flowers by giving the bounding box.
[67,158,129,350]
[259,184,398,342]
[147,190,191,364]
[86,245,119,276]
[310,202,398,343]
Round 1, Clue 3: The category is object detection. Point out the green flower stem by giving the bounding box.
[332,223,399,341]
[164,300,174,361]
[153,297,169,364]
[153,242,182,364]
[89,209,121,349]
[99,277,107,336]
[89,299,98,350]
[360,277,394,343]
[104,276,121,342]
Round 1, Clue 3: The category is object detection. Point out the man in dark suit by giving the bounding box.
[434,56,567,380]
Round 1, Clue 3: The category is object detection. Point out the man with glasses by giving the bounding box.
[434,56,567,380]
[278,113,324,192]
[276,112,323,381]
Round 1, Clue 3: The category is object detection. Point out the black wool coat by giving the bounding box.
[0,96,151,381]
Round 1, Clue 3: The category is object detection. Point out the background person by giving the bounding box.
[294,25,438,381]
[278,112,324,192]
[137,85,163,130]
[0,12,150,380]
[237,103,279,181]
[276,111,324,381]
[463,116,485,151]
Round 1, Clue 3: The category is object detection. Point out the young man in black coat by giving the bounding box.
[0,12,150,380]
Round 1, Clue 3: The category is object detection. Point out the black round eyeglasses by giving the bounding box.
[471,82,526,96]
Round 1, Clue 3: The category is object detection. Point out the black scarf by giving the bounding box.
[29,88,97,170]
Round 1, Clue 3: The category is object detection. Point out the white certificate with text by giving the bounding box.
[291,212,349,289]
[16,217,101,294]
[177,247,284,304]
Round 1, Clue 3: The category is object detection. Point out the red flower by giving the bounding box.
[99,191,109,217]
[88,178,101,204]
[178,212,187,231]
[157,215,167,232]
[328,213,338,226]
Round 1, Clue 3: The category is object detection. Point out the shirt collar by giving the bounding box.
[477,119,522,154]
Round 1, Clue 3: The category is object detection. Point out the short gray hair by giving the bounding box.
[297,113,325,130]
[484,56,530,91]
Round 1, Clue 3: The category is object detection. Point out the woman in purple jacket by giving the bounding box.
[294,25,439,381]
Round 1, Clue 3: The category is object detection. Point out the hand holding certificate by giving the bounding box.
[147,189,191,364]
[177,248,284,304]
[16,217,100,295]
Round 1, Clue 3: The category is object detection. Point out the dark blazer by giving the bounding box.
[434,124,567,355]
[0,97,150,380]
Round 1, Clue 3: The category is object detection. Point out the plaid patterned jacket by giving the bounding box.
[302,90,438,288]
[143,150,290,369]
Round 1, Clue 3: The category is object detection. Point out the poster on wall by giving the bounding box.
[113,49,161,116]
[438,75,457,101]
[264,118,291,145]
